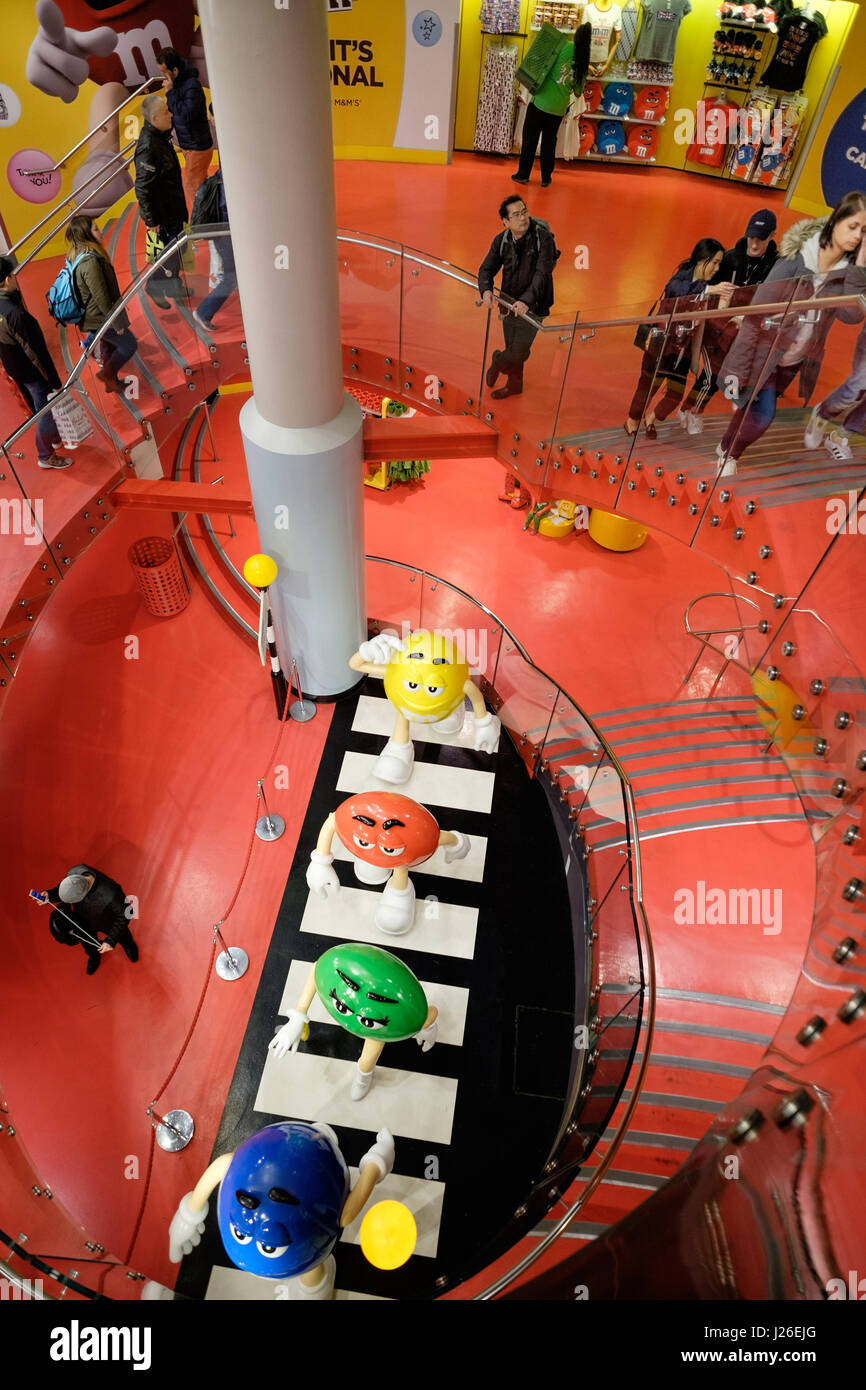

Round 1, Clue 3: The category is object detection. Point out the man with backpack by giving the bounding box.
[0,256,73,470]
[190,167,236,331]
[478,196,560,399]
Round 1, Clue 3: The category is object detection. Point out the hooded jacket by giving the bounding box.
[713,236,778,289]
[0,287,61,390]
[478,217,559,318]
[47,863,129,948]
[165,61,212,152]
[720,216,866,404]
[69,250,130,335]
[134,121,188,230]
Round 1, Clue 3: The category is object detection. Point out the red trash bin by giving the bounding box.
[128,536,191,617]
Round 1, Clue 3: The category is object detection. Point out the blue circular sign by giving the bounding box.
[413,10,443,46]
[821,88,866,209]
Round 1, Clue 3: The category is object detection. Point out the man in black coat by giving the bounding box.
[34,865,139,975]
[156,46,213,212]
[478,195,559,398]
[134,93,189,308]
[0,257,72,470]
[713,208,779,290]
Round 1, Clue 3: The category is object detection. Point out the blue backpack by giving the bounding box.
[46,252,95,326]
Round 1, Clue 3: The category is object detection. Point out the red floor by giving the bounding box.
[0,153,851,1298]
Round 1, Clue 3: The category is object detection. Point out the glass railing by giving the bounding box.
[1,218,864,1299]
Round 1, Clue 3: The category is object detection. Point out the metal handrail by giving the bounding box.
[1,227,232,456]
[14,77,160,187]
[363,558,654,1298]
[14,150,136,275]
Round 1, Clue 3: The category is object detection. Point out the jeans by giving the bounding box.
[84,327,138,379]
[198,240,237,323]
[820,327,866,435]
[720,363,799,459]
[148,221,186,296]
[20,377,60,459]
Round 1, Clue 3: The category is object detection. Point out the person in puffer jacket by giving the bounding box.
[157,46,213,210]
[716,191,866,477]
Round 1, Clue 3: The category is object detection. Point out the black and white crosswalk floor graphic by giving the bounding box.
[174,682,576,1300]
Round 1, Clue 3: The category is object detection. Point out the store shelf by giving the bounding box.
[620,75,675,87]
[579,152,657,163]
[714,17,775,30]
[704,81,753,92]
[581,111,666,124]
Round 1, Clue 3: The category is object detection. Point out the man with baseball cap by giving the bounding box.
[33,864,139,975]
[713,208,779,289]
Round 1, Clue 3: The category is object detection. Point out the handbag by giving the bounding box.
[48,390,93,448]
[145,223,195,271]
[634,296,663,352]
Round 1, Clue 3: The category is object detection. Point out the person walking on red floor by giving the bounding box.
[478,195,560,399]
[65,215,138,395]
[157,46,213,211]
[135,93,189,309]
[0,256,73,471]
[718,191,866,477]
[625,238,732,439]
[31,864,139,976]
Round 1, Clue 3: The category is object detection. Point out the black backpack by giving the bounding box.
[190,171,223,228]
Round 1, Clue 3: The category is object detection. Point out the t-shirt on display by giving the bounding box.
[633,0,691,65]
[762,9,828,92]
[584,3,623,65]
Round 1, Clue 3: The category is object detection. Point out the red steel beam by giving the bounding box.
[362,415,498,461]
[112,480,254,515]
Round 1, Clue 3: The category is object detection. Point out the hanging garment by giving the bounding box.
[561,91,589,158]
[475,42,519,153]
[761,8,827,92]
[479,0,522,34]
[633,0,692,65]
[616,1,640,60]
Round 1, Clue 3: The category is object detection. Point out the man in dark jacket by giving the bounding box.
[34,864,139,975]
[134,94,189,307]
[157,46,213,212]
[0,257,72,470]
[478,196,559,398]
[713,208,778,290]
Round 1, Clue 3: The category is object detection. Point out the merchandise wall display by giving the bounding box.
[761,2,828,91]
[480,0,523,31]
[633,0,692,63]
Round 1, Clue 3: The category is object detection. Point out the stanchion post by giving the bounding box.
[255,777,285,841]
[289,653,317,723]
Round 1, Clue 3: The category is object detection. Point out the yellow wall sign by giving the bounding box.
[328,0,460,163]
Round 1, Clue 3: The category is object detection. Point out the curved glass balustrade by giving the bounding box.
[0,219,864,1299]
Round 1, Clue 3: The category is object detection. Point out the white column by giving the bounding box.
[197,0,365,697]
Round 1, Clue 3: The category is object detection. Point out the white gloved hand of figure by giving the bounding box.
[415,1017,438,1053]
[443,831,470,864]
[358,632,405,665]
[268,1010,310,1059]
[306,851,339,898]
[169,1192,207,1263]
[26,0,118,103]
[358,1128,395,1182]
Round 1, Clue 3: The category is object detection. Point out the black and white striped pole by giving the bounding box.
[243,553,289,719]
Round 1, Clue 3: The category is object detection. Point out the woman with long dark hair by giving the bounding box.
[718,190,866,475]
[64,214,137,395]
[625,238,731,438]
[512,24,591,188]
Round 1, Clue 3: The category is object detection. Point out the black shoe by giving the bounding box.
[485,351,503,388]
[86,955,101,975]
[491,383,523,399]
[151,296,172,311]
[511,174,529,184]
[541,179,552,187]
[122,941,139,962]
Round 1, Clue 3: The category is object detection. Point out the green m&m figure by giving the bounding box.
[269,942,438,1100]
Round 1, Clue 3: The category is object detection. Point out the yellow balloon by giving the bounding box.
[243,553,278,589]
[359,1201,417,1270]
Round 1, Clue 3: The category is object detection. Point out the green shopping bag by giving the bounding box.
[517,23,567,94]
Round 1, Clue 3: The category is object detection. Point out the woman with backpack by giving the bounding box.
[625,239,733,439]
[64,215,137,395]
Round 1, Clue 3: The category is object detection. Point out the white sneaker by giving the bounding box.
[351,1065,374,1101]
[686,411,704,435]
[825,430,852,461]
[715,443,737,477]
[373,737,414,785]
[676,409,689,431]
[804,405,829,450]
[374,879,416,935]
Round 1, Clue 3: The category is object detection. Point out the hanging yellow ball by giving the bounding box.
[243,553,278,589]
[359,1201,417,1270]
